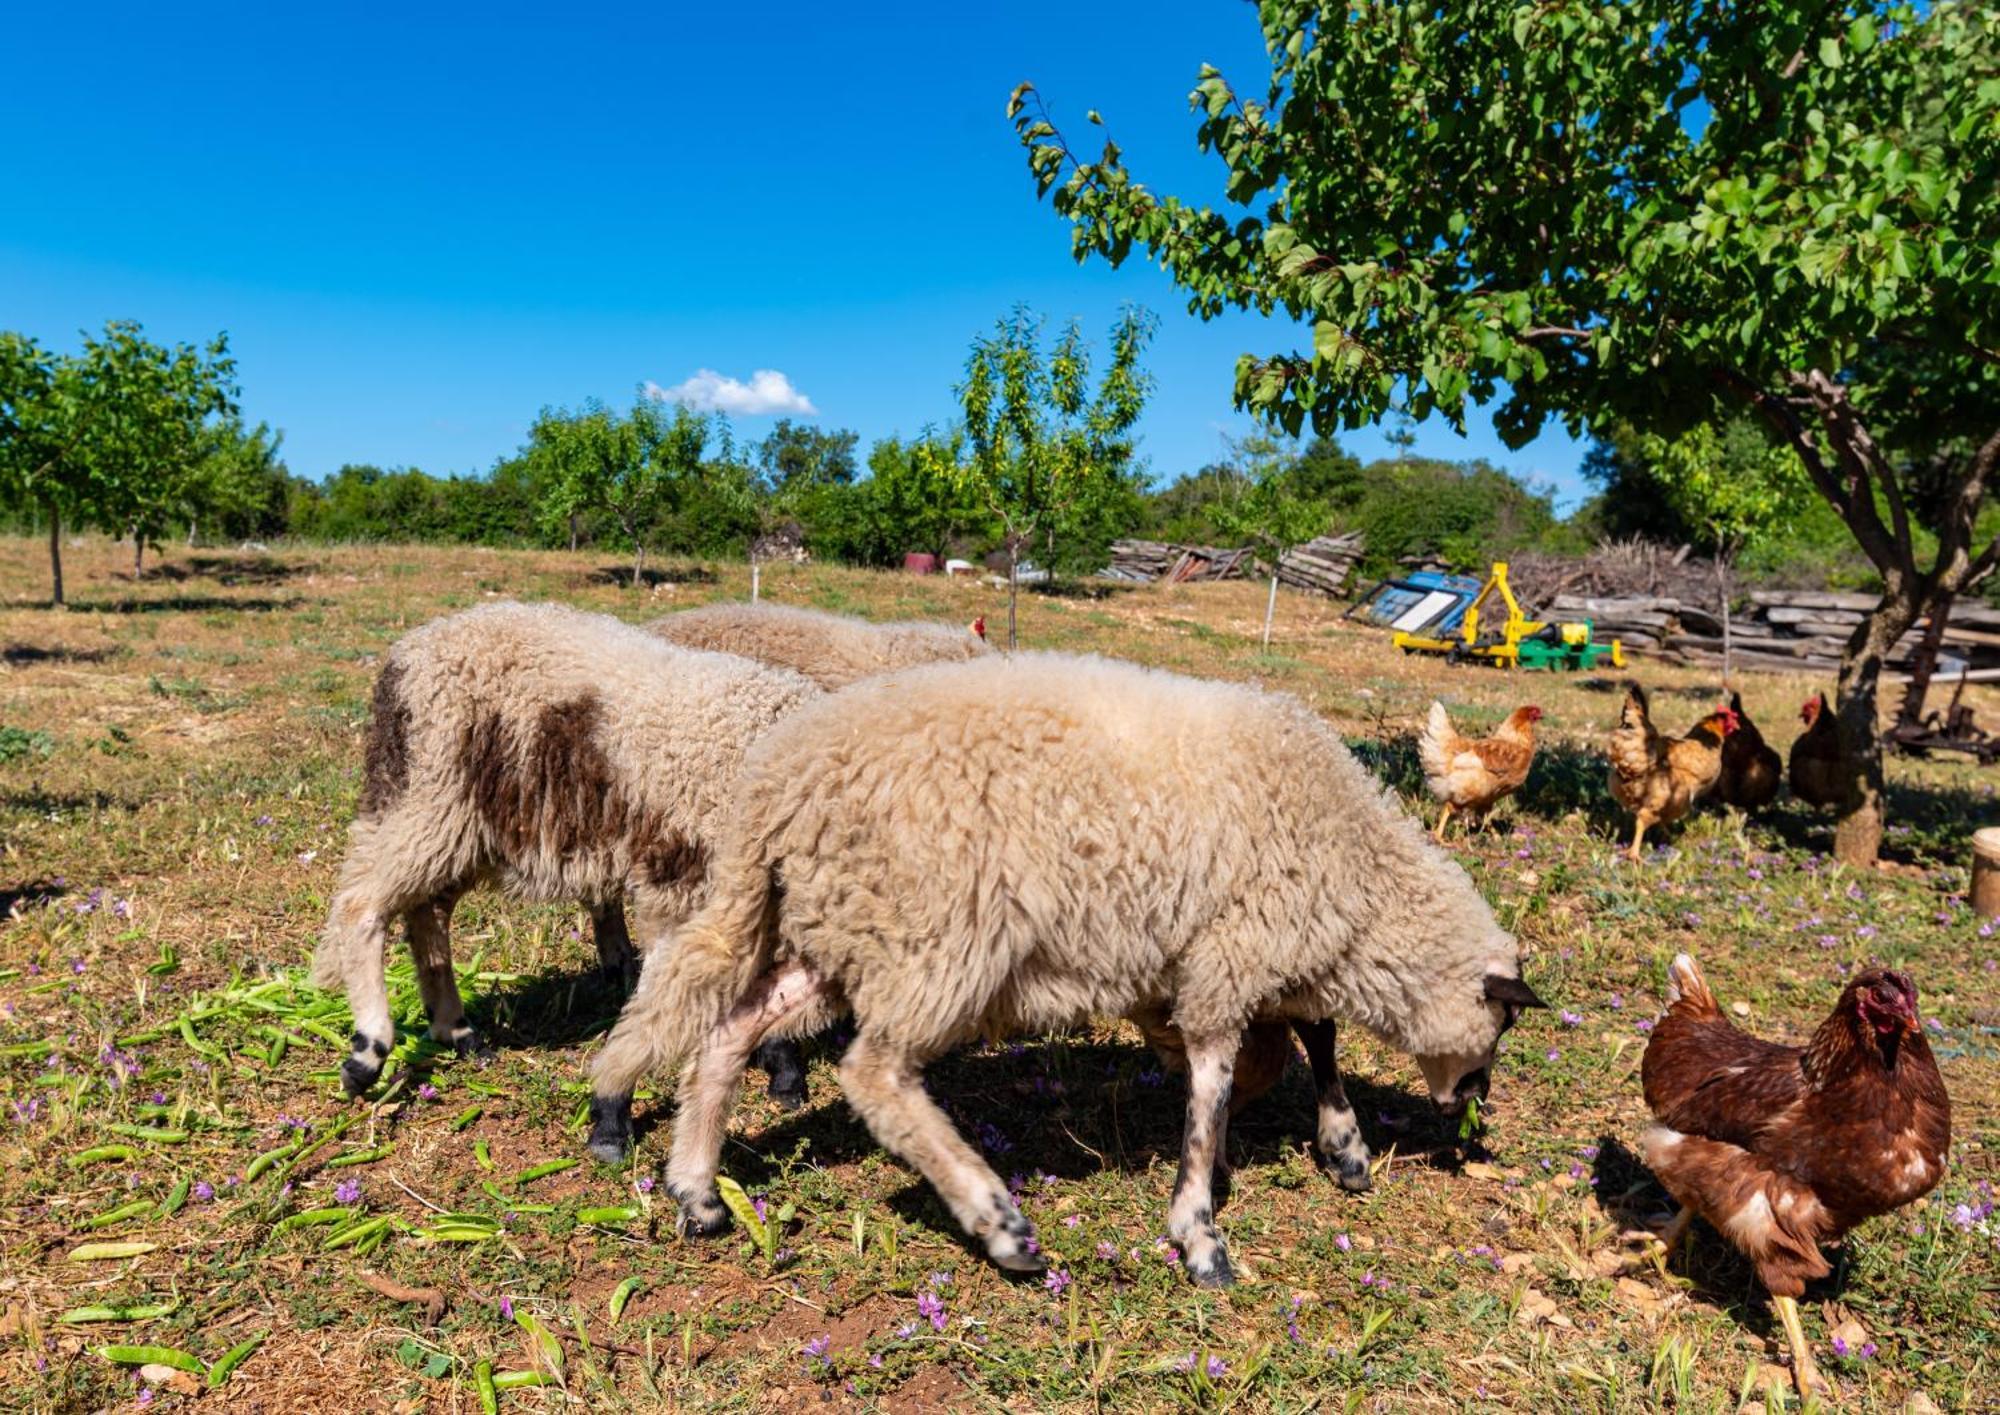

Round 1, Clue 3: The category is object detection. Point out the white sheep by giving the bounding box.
[646,600,989,689]
[587,651,1544,1285]
[311,601,819,1096]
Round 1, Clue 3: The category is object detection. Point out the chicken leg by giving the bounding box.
[1433,801,1455,843]
[1626,816,1649,862]
[1773,1294,1830,1398]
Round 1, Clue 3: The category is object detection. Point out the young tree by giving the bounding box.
[955,305,1156,648]
[757,419,859,493]
[0,323,236,602]
[1210,434,1328,649]
[532,396,711,587]
[1611,418,1811,679]
[1013,1,2000,865]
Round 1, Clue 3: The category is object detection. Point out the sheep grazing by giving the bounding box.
[312,601,819,1097]
[646,600,990,690]
[588,652,1543,1285]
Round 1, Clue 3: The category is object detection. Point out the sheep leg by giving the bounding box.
[325,882,396,1098]
[587,895,638,989]
[836,1032,1045,1276]
[1168,1032,1239,1288]
[1293,1018,1371,1191]
[405,891,490,1061]
[637,963,829,1226]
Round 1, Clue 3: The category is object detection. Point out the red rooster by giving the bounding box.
[1640,955,1950,1395]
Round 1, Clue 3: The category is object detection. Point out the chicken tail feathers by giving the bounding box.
[1418,700,1457,788]
[1664,952,1718,1017]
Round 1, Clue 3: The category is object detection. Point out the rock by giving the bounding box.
[1829,1316,1870,1355]
[1500,1252,1537,1275]
[1516,1289,1558,1327]
[1731,1000,1752,1017]
[1903,1393,1944,1414]
[138,1364,180,1385]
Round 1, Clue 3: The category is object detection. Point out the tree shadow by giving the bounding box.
[137,555,321,587]
[1348,733,1630,840]
[0,787,134,813]
[1031,579,1139,602]
[581,564,719,589]
[63,595,316,615]
[2,643,125,666]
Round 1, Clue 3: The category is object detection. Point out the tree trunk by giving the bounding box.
[1896,593,1954,731]
[1006,539,1020,652]
[1262,572,1279,650]
[133,535,145,581]
[632,542,646,589]
[47,504,65,608]
[1833,591,1923,867]
[569,512,579,553]
[187,519,197,548]
[1716,552,1732,685]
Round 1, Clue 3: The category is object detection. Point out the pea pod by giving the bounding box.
[206,1332,266,1388]
[451,1104,482,1131]
[106,1123,188,1144]
[96,1344,203,1374]
[493,1370,552,1390]
[472,1139,493,1170]
[323,1216,392,1250]
[270,1207,356,1237]
[156,1177,191,1219]
[577,1206,638,1228]
[608,1277,644,1322]
[68,1145,138,1168]
[84,1200,155,1230]
[325,1145,392,1168]
[473,1360,498,1415]
[510,1158,577,1187]
[69,1242,157,1262]
[57,1300,180,1324]
[177,1016,222,1059]
[243,1141,299,1182]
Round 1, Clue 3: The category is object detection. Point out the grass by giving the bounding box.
[0,534,1995,1412]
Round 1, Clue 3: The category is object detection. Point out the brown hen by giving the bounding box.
[1716,690,1782,811]
[1640,955,1950,1395]
[1607,683,1739,860]
[1788,692,1846,809]
[1418,701,1541,842]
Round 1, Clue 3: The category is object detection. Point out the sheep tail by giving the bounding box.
[591,853,778,1098]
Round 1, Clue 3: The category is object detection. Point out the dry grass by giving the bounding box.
[0,535,1994,1413]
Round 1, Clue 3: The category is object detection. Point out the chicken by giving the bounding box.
[1606,683,1739,860]
[1640,955,1950,1396]
[1418,701,1542,842]
[1788,692,1845,809]
[1716,690,1782,812]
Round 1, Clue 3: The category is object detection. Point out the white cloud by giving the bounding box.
[644,368,816,417]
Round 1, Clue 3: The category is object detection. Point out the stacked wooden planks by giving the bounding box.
[1102,533,1363,597]
[1274,533,1366,598]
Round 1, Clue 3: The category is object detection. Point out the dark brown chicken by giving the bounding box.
[1640,955,1950,1395]
[1788,692,1845,809]
[1716,690,1782,811]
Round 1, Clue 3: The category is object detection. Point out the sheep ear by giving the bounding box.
[1485,974,1547,1009]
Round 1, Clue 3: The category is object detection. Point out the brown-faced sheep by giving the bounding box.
[645,600,989,689]
[312,601,818,1096]
[587,652,1544,1286]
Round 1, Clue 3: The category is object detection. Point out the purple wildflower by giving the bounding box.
[417,1082,439,1102]
[500,1296,514,1322]
[1558,1009,1583,1028]
[1173,1354,1197,1373]
[193,1180,215,1201]
[334,1178,361,1204]
[802,1334,831,1367]
[1044,1268,1072,1296]
[916,1291,946,1332]
[636,1176,655,1193]
[1334,1232,1352,1252]
[1206,1356,1228,1379]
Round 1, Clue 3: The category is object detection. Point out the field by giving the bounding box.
[0,535,1995,1414]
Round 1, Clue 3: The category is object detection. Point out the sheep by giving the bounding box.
[586,651,1545,1286]
[311,601,820,1097]
[645,600,990,690]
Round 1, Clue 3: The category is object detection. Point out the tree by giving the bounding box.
[1603,418,1812,678]
[0,322,236,603]
[1210,434,1328,649]
[757,419,858,493]
[954,305,1156,648]
[1013,1,2000,865]
[531,396,711,587]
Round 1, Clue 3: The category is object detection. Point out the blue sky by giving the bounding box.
[1,1,1589,508]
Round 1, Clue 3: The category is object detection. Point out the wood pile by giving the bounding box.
[1100,540,1256,585]
[1274,533,1365,597]
[1541,586,2000,676]
[1102,533,1363,597]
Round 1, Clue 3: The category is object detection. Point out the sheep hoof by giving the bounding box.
[1187,1249,1236,1289]
[1336,1158,1373,1193]
[586,1095,633,1163]
[671,1187,731,1238]
[339,1057,380,1097]
[766,1075,808,1111]
[451,1029,496,1063]
[986,1210,1045,1274]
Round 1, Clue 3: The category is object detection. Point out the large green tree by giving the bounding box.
[955,305,1156,648]
[1013,1,2000,865]
[531,396,712,587]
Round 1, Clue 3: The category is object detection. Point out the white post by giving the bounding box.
[751,558,761,603]
[1262,572,1279,650]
